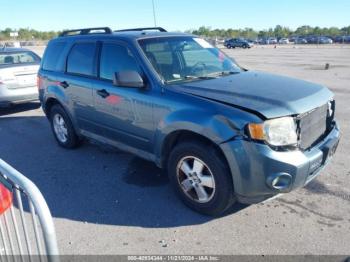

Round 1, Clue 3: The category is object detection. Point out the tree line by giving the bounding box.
[0,28,59,41]
[191,25,350,39]
[1,25,350,41]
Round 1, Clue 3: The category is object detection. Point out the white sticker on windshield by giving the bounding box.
[193,38,213,48]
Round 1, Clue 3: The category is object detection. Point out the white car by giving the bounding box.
[267,37,278,44]
[279,38,289,44]
[5,41,21,48]
[0,48,40,107]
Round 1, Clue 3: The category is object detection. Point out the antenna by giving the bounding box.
[152,0,157,27]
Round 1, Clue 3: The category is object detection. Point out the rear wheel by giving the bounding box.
[168,141,235,216]
[50,104,80,149]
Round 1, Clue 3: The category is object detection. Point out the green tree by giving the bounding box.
[193,26,211,36]
[327,27,341,36]
[258,30,268,38]
[18,28,33,40]
[341,26,350,35]
[295,25,313,36]
[274,25,284,38]
[2,28,12,38]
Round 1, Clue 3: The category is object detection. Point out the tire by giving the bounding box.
[167,141,235,216]
[49,104,80,149]
[242,44,248,49]
[227,45,231,49]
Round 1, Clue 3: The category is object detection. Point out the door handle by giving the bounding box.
[97,89,110,98]
[59,81,69,89]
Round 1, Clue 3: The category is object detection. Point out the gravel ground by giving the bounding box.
[0,45,349,255]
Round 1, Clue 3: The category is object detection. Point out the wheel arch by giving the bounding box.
[160,129,237,209]
[44,96,80,135]
[44,97,61,117]
[159,130,230,173]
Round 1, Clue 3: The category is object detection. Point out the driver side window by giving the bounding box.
[99,43,140,81]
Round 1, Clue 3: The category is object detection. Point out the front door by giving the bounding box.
[91,42,154,152]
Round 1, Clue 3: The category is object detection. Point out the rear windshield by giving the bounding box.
[0,51,40,66]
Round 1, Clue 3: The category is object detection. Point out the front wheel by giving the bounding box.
[168,141,235,216]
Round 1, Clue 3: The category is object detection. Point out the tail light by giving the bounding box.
[0,183,13,215]
[37,75,43,90]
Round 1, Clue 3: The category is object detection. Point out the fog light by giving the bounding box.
[267,173,292,192]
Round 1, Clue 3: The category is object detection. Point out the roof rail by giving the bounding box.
[115,27,167,33]
[59,27,112,37]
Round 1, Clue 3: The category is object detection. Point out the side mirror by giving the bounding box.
[113,71,145,88]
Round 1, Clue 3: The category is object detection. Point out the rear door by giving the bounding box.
[40,41,97,132]
[64,42,98,132]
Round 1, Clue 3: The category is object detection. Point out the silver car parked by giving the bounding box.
[0,47,40,107]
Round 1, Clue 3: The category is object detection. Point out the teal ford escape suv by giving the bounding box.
[38,27,340,216]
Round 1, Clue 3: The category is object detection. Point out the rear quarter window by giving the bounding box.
[42,41,67,71]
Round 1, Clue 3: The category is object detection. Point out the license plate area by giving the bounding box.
[16,74,36,87]
[309,154,323,175]
[327,139,339,159]
[308,137,339,178]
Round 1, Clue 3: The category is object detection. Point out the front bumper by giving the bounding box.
[220,122,340,204]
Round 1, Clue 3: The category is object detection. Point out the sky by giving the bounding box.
[0,0,349,31]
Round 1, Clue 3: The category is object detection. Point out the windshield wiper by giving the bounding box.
[185,71,240,80]
[165,71,240,84]
[207,71,240,77]
[164,75,216,84]
[184,75,218,80]
[223,71,240,75]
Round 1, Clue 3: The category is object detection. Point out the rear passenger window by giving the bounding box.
[67,43,96,76]
[42,42,66,71]
[99,43,140,81]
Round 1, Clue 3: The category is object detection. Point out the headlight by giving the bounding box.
[248,117,298,146]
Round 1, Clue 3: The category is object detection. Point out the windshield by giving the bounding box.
[0,51,40,66]
[138,37,242,84]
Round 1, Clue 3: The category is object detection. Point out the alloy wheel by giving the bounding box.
[176,156,216,203]
[53,114,68,143]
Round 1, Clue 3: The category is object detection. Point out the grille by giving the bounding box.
[298,103,333,150]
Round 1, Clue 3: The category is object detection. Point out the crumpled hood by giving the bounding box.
[172,71,333,119]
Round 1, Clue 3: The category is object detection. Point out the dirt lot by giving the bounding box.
[0,45,349,255]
